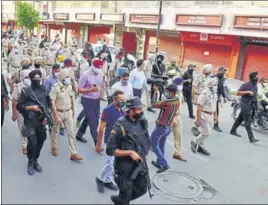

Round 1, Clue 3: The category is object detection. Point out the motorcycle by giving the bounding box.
[231,97,268,130]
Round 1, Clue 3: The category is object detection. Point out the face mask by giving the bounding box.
[164,92,170,99]
[31,80,41,88]
[34,63,41,69]
[177,85,183,92]
[121,79,128,86]
[218,73,224,78]
[92,67,100,74]
[117,101,125,108]
[23,78,31,86]
[14,49,19,53]
[63,77,71,85]
[134,111,144,120]
[53,72,59,77]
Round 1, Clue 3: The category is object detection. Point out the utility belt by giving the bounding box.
[11,65,20,68]
[156,123,170,128]
[57,108,71,113]
[201,110,213,115]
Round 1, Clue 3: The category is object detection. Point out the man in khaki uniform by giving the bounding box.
[191,77,218,156]
[171,77,187,161]
[11,69,31,155]
[7,44,23,91]
[50,69,83,161]
[192,64,213,104]
[2,35,9,61]
[23,48,34,65]
[41,43,56,76]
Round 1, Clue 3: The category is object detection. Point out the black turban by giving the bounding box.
[249,71,258,80]
[29,69,42,79]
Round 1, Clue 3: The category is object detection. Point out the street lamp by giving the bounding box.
[155,0,162,54]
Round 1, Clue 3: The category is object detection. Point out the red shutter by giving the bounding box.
[88,26,110,44]
[183,42,232,71]
[144,31,182,63]
[122,32,137,55]
[242,44,268,81]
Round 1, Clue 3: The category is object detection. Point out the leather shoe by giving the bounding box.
[22,148,27,155]
[147,107,156,113]
[27,160,34,176]
[197,146,210,156]
[52,147,58,156]
[96,177,105,193]
[104,181,118,191]
[213,125,222,132]
[110,195,120,204]
[173,154,187,162]
[59,128,65,136]
[249,137,259,143]
[76,136,87,143]
[33,161,43,172]
[190,140,198,153]
[156,165,170,173]
[189,115,195,119]
[151,160,161,169]
[70,153,83,161]
[230,131,242,137]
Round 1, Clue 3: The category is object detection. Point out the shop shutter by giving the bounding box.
[183,42,232,71]
[241,44,268,81]
[88,26,110,44]
[122,32,137,56]
[144,31,182,63]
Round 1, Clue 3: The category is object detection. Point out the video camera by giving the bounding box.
[147,74,169,87]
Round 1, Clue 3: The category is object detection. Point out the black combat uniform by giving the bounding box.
[230,71,259,143]
[16,70,51,175]
[182,65,195,118]
[1,74,9,127]
[106,113,151,205]
[151,54,166,101]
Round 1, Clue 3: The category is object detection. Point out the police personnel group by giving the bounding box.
[1,30,268,205]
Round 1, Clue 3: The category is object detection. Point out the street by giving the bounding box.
[1,60,268,204]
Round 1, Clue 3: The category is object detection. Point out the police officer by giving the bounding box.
[190,78,218,156]
[24,48,34,65]
[16,70,50,175]
[192,64,213,104]
[106,97,151,205]
[230,71,259,143]
[41,43,56,76]
[11,69,31,155]
[56,44,72,60]
[32,57,47,85]
[144,54,155,112]
[70,35,77,51]
[50,69,83,161]
[7,44,23,90]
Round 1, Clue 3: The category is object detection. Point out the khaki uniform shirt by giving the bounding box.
[50,82,74,111]
[193,74,209,94]
[197,88,217,113]
[12,82,25,100]
[2,38,9,47]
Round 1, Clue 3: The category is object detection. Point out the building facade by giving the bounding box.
[2,1,268,80]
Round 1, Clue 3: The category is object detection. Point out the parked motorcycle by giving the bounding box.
[231,97,268,130]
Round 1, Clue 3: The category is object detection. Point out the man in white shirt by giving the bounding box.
[111,72,133,100]
[129,59,148,98]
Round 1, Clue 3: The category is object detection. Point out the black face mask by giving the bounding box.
[217,73,224,78]
[22,64,31,70]
[31,80,41,88]
[134,111,144,120]
[34,63,41,69]
[188,68,194,74]
[250,78,259,84]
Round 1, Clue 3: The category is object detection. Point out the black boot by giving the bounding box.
[197,146,211,156]
[213,123,222,132]
[230,130,242,137]
[33,160,43,172]
[249,137,259,143]
[27,160,35,176]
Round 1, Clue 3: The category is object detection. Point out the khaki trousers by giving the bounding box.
[2,47,8,60]
[17,113,28,148]
[172,115,182,155]
[51,109,78,154]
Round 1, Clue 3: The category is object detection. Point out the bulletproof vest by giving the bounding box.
[20,86,48,119]
[116,116,151,156]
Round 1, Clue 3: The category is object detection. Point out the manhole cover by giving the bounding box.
[151,171,217,203]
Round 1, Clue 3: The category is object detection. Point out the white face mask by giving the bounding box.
[92,67,100,74]
[63,77,71,85]
[54,72,59,77]
[264,83,268,88]
[23,78,31,86]
[177,85,183,92]
[14,49,19,53]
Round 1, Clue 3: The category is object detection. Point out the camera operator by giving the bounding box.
[151,54,166,101]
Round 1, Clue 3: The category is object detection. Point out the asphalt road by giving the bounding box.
[1,62,268,204]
